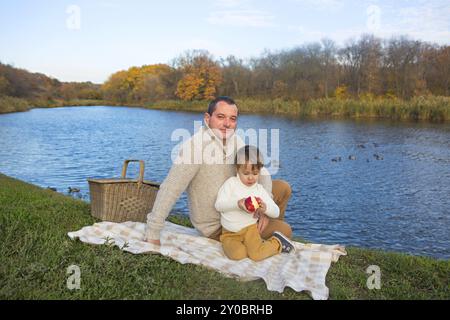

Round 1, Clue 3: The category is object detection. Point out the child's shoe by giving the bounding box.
[273,231,296,254]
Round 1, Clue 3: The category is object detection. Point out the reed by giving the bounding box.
[143,96,450,122]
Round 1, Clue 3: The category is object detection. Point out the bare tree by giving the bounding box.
[384,36,422,98]
[321,38,337,98]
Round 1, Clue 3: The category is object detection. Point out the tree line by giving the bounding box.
[102,34,449,103]
[1,34,449,107]
[0,63,101,102]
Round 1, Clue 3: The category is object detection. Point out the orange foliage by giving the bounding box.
[102,64,174,102]
[175,52,222,101]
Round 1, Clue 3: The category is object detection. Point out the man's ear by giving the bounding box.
[204,113,210,126]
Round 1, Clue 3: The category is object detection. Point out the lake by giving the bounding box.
[0,106,449,259]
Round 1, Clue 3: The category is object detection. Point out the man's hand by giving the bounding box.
[257,200,267,215]
[146,239,161,246]
[257,213,269,235]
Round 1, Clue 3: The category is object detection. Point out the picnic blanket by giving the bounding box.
[68,221,346,300]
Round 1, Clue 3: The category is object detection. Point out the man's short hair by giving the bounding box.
[207,96,237,115]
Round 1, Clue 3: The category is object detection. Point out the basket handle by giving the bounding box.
[121,160,145,185]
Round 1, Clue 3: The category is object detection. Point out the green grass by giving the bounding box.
[0,172,449,299]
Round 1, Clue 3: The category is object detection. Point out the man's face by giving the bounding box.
[204,101,238,140]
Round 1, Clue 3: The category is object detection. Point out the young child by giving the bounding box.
[215,145,295,262]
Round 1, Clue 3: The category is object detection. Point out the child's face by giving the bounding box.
[237,163,260,187]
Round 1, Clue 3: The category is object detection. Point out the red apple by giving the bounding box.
[244,196,260,212]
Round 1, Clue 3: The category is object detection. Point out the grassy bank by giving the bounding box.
[0,96,112,114]
[29,98,113,109]
[0,96,31,113]
[0,172,448,299]
[145,96,450,122]
[1,95,449,122]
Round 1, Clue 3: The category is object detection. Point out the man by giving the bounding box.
[145,96,292,246]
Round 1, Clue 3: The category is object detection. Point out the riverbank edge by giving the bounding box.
[1,96,449,122]
[0,172,448,299]
[0,97,113,114]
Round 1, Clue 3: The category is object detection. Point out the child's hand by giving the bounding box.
[238,198,252,213]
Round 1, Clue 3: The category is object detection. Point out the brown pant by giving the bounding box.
[220,224,281,261]
[209,179,293,241]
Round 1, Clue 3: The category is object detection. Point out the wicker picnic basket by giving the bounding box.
[87,160,160,223]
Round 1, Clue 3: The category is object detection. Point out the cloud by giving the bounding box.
[207,10,275,27]
[397,3,449,40]
[371,2,450,44]
[287,1,450,45]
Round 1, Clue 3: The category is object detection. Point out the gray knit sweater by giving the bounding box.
[145,124,272,240]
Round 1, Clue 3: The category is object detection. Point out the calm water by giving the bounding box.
[1,106,449,259]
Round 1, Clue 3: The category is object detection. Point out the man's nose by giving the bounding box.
[223,118,230,127]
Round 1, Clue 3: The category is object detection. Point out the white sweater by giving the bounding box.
[215,176,280,233]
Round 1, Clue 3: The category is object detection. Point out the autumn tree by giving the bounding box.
[174,50,222,101]
[339,38,363,96]
[249,50,281,99]
[383,36,422,99]
[423,45,450,96]
[102,70,131,103]
[321,38,337,98]
[131,64,176,102]
[219,55,252,97]
[358,34,383,95]
[277,44,324,100]
[0,75,11,96]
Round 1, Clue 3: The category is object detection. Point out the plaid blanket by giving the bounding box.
[68,221,346,300]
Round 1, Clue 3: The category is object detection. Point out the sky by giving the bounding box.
[1,0,449,83]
